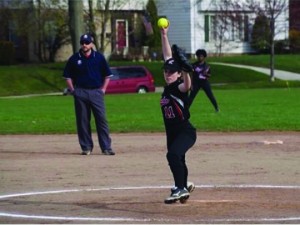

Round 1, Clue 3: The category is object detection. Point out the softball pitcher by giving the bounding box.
[160,25,197,204]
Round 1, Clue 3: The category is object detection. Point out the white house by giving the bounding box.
[1,0,290,62]
[155,0,289,56]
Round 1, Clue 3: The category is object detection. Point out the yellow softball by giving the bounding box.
[157,18,169,29]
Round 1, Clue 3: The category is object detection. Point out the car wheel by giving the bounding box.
[137,87,147,94]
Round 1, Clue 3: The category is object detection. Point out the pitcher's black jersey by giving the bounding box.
[160,79,190,130]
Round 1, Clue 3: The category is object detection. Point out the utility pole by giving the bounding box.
[68,0,83,53]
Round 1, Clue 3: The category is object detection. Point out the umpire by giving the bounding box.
[63,33,115,156]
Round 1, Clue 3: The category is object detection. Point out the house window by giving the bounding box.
[116,19,128,52]
[204,15,209,42]
[231,18,235,41]
[237,15,243,41]
[235,15,249,42]
[211,15,217,41]
[244,15,249,42]
[205,14,249,42]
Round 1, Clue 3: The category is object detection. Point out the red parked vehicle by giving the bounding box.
[106,66,156,94]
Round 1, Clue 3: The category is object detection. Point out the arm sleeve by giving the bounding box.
[100,54,113,78]
[63,58,73,79]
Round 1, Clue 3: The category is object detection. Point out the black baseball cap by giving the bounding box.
[163,58,181,73]
[80,34,93,44]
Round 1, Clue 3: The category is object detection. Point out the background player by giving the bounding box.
[188,49,219,112]
[160,25,196,204]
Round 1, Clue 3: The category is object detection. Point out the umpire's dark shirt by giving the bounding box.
[63,49,112,88]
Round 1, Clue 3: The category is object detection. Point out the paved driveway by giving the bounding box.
[211,63,300,81]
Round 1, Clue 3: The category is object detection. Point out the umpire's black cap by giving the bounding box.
[80,34,93,44]
[163,58,181,73]
[195,49,207,57]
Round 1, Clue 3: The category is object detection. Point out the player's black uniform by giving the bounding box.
[160,78,197,190]
[188,61,219,111]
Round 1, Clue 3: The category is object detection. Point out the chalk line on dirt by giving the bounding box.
[0,184,300,223]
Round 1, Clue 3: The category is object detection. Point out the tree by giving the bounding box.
[96,0,112,53]
[86,0,127,53]
[289,0,300,53]
[251,13,271,52]
[87,0,99,50]
[144,0,160,48]
[33,0,70,62]
[265,0,288,81]
[289,29,300,53]
[235,0,289,82]
[0,0,70,62]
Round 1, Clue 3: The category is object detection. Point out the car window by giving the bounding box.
[110,69,120,80]
[109,75,120,80]
[113,67,146,79]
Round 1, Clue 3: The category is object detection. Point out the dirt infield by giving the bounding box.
[0,132,299,224]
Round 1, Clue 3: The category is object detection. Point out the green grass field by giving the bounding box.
[0,54,300,96]
[1,88,299,134]
[208,54,300,73]
[1,54,299,134]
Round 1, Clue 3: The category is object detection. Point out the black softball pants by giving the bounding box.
[166,124,196,189]
[188,79,219,111]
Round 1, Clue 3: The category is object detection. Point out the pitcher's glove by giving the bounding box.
[171,44,193,72]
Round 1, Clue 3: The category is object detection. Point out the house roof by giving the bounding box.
[102,0,148,10]
[0,0,148,11]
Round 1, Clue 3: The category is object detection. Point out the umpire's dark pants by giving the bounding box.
[188,79,219,111]
[166,123,196,189]
[73,88,111,152]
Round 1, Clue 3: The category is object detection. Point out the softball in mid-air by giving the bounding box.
[157,18,169,29]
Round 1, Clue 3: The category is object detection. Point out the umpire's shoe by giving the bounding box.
[164,188,189,204]
[102,149,115,155]
[81,150,91,155]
